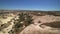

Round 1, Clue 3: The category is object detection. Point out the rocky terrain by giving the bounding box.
[0,10,60,34]
[20,15,60,34]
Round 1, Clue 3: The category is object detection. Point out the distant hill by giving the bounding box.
[0,10,60,16]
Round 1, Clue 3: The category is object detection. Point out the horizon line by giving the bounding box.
[0,9,60,11]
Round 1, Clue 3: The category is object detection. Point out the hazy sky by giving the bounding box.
[0,0,60,11]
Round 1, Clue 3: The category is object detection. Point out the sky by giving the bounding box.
[0,0,60,11]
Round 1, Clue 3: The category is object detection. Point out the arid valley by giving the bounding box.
[0,10,60,34]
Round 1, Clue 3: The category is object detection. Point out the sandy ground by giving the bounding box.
[33,15,60,23]
[19,15,60,34]
[20,24,60,34]
[0,14,60,34]
[0,17,14,24]
[0,15,16,34]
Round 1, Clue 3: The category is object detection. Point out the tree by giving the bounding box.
[24,13,33,26]
[13,13,25,33]
[13,13,33,34]
[18,13,25,21]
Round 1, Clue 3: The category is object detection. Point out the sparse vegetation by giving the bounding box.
[0,10,60,34]
[11,13,33,34]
